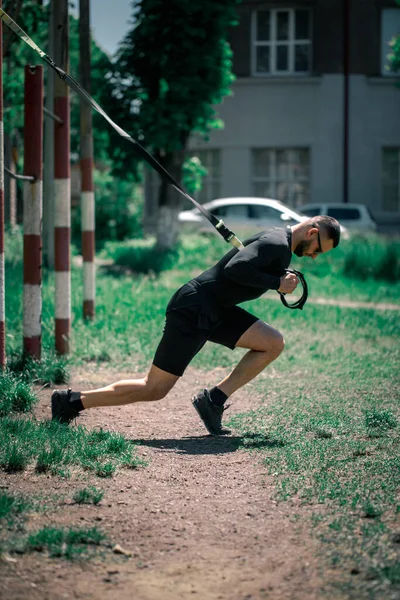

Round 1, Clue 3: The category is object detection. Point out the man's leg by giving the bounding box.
[51,365,179,423]
[192,317,284,436]
[81,365,179,409]
[216,320,284,397]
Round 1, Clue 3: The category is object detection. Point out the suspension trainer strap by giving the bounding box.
[0,7,243,250]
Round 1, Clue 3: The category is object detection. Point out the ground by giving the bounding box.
[0,365,373,600]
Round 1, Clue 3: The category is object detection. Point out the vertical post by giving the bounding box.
[23,65,43,360]
[79,0,95,319]
[54,0,70,355]
[43,0,55,268]
[343,0,350,204]
[0,0,5,369]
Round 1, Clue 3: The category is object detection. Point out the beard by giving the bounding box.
[294,240,312,257]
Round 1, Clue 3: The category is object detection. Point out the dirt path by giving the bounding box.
[1,366,336,600]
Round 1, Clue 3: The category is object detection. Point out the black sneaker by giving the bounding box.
[51,389,81,424]
[192,389,231,436]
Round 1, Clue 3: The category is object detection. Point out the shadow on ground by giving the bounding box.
[130,433,286,455]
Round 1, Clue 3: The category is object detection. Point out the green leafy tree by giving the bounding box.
[388,0,400,74]
[113,0,240,249]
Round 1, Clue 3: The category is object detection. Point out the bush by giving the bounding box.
[71,169,144,249]
[100,233,226,274]
[343,234,400,281]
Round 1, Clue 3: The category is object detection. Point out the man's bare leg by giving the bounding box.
[81,365,179,409]
[216,320,284,397]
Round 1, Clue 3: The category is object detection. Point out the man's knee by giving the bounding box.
[143,369,178,401]
[267,329,285,357]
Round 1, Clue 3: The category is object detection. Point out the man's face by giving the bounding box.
[294,227,334,259]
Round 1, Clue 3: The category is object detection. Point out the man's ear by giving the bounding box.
[307,227,318,239]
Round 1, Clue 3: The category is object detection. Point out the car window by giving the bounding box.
[300,208,320,217]
[249,205,280,219]
[224,204,249,218]
[327,208,360,220]
[210,206,227,217]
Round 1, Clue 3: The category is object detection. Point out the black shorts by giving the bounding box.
[153,304,259,377]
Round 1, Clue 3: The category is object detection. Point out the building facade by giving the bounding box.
[183,0,400,231]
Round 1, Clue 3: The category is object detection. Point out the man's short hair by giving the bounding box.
[311,215,341,248]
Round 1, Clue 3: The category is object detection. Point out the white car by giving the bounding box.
[178,197,308,238]
[300,203,377,232]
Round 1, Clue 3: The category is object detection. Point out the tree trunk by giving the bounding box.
[155,149,184,251]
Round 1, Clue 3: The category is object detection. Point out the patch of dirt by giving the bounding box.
[1,366,340,600]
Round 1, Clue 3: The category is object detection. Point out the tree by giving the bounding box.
[388,0,400,74]
[114,0,240,250]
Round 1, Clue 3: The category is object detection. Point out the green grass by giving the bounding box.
[0,418,146,476]
[8,351,69,386]
[226,300,399,598]
[0,491,32,525]
[0,371,37,416]
[26,526,106,559]
[73,486,104,505]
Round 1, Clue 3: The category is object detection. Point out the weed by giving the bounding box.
[0,492,31,524]
[365,409,397,431]
[73,487,104,505]
[8,351,69,386]
[27,526,106,559]
[0,371,37,416]
[95,463,116,478]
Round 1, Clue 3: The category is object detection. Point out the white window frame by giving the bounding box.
[251,8,312,76]
[252,148,310,208]
[382,147,400,212]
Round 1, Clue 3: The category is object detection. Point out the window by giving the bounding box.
[252,9,312,75]
[382,148,400,212]
[186,149,221,205]
[213,204,249,218]
[381,9,400,76]
[252,148,310,207]
[327,208,361,220]
[301,207,320,217]
[249,205,280,219]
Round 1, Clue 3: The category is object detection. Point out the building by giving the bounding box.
[182,0,400,232]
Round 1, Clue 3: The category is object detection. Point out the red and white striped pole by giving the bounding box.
[80,0,95,319]
[54,0,70,355]
[0,1,5,369]
[23,65,43,360]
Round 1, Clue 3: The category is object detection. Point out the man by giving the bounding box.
[51,216,340,435]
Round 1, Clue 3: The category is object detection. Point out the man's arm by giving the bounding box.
[223,237,283,290]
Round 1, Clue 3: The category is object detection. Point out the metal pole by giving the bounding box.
[0,0,5,369]
[23,65,43,360]
[53,0,70,355]
[79,0,95,320]
[43,0,55,268]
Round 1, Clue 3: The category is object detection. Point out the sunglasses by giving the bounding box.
[315,227,323,254]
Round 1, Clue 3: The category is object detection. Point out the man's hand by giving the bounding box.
[278,272,299,294]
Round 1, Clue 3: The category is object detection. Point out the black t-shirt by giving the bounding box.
[168,227,292,318]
